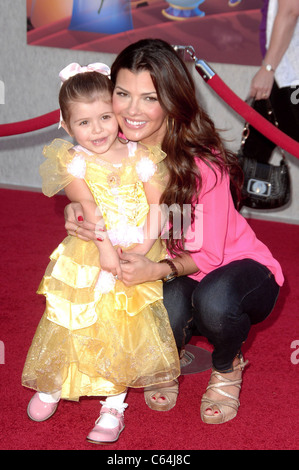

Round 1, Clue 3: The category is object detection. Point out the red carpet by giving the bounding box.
[1,188,298,451]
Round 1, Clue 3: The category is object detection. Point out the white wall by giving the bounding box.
[0,0,298,224]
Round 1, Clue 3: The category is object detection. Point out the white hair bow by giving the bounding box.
[59,62,111,82]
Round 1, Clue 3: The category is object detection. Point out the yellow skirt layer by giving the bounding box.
[22,236,180,400]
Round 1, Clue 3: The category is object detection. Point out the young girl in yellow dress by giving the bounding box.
[22,62,180,444]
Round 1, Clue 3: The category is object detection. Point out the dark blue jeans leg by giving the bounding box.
[163,276,198,354]
[191,259,280,372]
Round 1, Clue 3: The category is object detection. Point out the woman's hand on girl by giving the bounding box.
[64,202,106,241]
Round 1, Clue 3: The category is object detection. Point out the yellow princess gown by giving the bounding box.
[22,139,180,401]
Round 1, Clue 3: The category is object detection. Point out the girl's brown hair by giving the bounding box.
[59,71,114,127]
[111,39,242,254]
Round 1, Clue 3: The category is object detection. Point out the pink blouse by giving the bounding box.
[176,158,284,286]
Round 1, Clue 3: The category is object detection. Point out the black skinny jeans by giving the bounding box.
[163,259,280,372]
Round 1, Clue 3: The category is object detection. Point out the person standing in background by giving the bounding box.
[249,0,299,159]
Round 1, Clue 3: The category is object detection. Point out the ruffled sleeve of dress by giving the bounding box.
[40,138,86,197]
[135,144,168,192]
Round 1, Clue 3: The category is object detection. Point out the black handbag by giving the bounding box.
[237,100,291,210]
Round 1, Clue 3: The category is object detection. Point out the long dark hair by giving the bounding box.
[111,39,242,254]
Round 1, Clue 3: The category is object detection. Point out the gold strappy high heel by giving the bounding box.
[200,353,248,424]
[144,379,179,411]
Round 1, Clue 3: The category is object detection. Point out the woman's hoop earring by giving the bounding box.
[166,116,176,133]
[118,135,129,144]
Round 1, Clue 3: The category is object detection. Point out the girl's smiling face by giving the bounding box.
[62,94,119,155]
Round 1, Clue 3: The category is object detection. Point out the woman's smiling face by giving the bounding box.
[112,69,167,145]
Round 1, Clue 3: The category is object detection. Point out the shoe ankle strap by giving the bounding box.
[213,353,249,374]
[234,353,249,371]
[100,403,128,416]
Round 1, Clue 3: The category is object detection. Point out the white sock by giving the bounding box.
[38,391,61,404]
[99,391,128,429]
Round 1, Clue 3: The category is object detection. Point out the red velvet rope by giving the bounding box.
[0,75,298,159]
[208,74,299,159]
[0,110,60,137]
